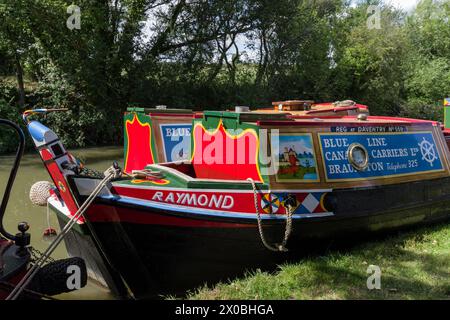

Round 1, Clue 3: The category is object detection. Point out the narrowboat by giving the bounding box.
[24,100,450,299]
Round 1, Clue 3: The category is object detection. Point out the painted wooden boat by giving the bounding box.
[26,101,450,299]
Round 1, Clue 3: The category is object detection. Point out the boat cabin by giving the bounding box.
[123,100,369,172]
[123,102,450,192]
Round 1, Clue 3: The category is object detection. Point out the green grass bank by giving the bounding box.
[188,223,450,300]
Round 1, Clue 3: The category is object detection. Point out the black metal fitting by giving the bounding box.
[15,222,31,256]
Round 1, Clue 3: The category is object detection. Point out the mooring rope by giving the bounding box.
[247,178,294,252]
[46,199,52,231]
[6,165,121,300]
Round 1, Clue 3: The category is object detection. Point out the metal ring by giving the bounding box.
[347,143,369,171]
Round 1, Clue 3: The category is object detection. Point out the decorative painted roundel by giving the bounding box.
[58,181,66,192]
[261,194,280,214]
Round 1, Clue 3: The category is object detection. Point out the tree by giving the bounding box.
[0,0,35,107]
[397,0,450,121]
[334,1,409,115]
[1,0,448,152]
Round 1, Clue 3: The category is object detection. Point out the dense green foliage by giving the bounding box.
[0,0,449,152]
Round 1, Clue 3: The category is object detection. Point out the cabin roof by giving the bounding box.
[256,115,439,127]
[201,109,439,127]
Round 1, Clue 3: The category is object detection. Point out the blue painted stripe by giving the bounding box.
[100,195,334,220]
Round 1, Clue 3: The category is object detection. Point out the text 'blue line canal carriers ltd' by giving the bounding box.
[319,132,444,180]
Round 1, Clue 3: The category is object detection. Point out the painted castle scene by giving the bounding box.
[275,134,318,181]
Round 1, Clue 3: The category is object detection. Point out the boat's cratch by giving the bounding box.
[24,101,450,299]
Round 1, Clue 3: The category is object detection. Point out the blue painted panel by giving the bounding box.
[160,124,192,161]
[319,132,444,180]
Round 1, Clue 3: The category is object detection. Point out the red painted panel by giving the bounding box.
[112,186,268,214]
[40,149,79,214]
[124,114,155,173]
[191,122,263,182]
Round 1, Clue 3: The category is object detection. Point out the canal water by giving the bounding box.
[0,146,123,299]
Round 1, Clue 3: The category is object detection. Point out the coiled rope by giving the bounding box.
[247,178,294,252]
[333,100,356,108]
[126,169,164,180]
[6,165,121,300]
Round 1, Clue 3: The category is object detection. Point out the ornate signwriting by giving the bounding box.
[113,184,333,216]
[331,126,407,133]
[152,191,235,210]
[319,132,444,181]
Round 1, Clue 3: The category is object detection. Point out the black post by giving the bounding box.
[0,119,25,240]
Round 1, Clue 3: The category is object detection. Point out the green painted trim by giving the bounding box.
[203,111,288,124]
[114,177,268,191]
[126,107,146,113]
[114,163,271,190]
[116,173,189,189]
[187,180,269,190]
[126,108,193,114]
[444,107,450,129]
